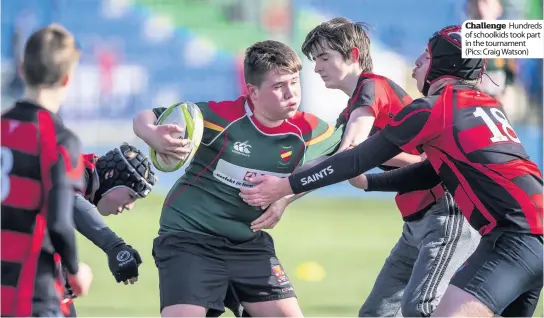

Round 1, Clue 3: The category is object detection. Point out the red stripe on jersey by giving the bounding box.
[457,124,500,153]
[82,154,98,171]
[394,189,437,218]
[1,286,16,315]
[486,159,543,180]
[15,214,46,316]
[250,114,303,136]
[165,133,229,208]
[3,176,41,210]
[1,232,32,262]
[454,185,475,220]
[456,90,499,109]
[482,166,543,234]
[58,146,85,183]
[402,95,412,105]
[1,120,38,154]
[389,108,432,127]
[441,157,497,235]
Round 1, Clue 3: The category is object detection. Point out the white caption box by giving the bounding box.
[461,20,544,59]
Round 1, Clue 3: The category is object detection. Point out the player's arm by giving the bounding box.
[349,159,441,192]
[73,194,142,284]
[337,80,423,177]
[289,115,343,201]
[73,194,124,251]
[133,107,191,160]
[47,133,84,275]
[382,152,425,167]
[336,79,379,151]
[337,106,376,151]
[288,99,435,194]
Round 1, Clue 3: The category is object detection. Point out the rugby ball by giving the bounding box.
[149,102,204,172]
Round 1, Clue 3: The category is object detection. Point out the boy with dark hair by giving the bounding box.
[241,25,543,318]
[298,17,478,317]
[133,40,341,317]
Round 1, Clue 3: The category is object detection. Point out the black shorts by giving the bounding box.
[450,230,543,316]
[152,231,296,313]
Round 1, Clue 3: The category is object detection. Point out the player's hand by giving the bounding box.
[106,244,142,285]
[67,262,93,297]
[147,124,193,160]
[239,175,294,207]
[250,198,289,231]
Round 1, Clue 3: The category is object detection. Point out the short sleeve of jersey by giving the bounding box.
[350,79,379,117]
[300,115,342,164]
[380,98,434,153]
[334,79,379,132]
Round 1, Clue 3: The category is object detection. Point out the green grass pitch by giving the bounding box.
[73,195,543,317]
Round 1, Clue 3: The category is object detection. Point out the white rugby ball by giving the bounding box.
[150,102,204,172]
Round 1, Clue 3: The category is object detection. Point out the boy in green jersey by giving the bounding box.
[133,40,342,317]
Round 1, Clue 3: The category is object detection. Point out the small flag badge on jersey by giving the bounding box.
[280,150,292,162]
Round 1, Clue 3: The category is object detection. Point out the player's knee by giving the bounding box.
[432,285,494,317]
[243,298,303,317]
[161,304,206,317]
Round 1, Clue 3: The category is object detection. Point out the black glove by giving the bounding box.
[105,244,142,283]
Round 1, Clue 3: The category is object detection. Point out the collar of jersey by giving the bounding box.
[243,96,298,135]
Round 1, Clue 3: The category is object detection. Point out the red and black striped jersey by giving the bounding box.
[336,72,444,221]
[381,84,543,235]
[1,101,84,316]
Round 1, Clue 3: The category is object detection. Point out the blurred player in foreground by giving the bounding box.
[1,24,93,317]
[59,143,156,317]
[240,25,543,317]
[294,17,478,317]
[133,40,341,317]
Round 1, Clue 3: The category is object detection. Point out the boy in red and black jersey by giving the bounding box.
[1,24,93,317]
[295,17,479,317]
[243,25,542,317]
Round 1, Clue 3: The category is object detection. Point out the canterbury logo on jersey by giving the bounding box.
[300,166,334,186]
[233,141,251,156]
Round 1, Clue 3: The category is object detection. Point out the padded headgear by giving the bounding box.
[423,25,487,96]
[91,143,157,205]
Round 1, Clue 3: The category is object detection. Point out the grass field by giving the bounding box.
[73,195,543,317]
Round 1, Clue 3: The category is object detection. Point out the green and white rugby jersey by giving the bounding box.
[153,96,342,242]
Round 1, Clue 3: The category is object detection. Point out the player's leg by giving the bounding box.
[401,193,480,317]
[153,232,230,317]
[227,232,302,317]
[358,223,418,317]
[500,287,542,317]
[433,231,543,317]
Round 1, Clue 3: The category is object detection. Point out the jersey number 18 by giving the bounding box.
[473,107,521,144]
